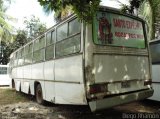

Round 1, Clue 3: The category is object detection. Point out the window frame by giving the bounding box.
[24,42,33,65]
[17,48,24,66]
[45,30,55,61]
[33,36,45,63]
[55,17,81,58]
[0,67,7,74]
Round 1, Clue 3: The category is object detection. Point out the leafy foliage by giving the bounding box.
[119,0,143,14]
[0,0,13,42]
[0,0,14,64]
[119,0,160,39]
[38,0,101,23]
[0,30,28,64]
[0,15,47,64]
[54,5,73,22]
[23,15,47,40]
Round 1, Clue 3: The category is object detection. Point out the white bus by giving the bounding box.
[9,6,153,112]
[0,64,11,86]
[149,39,160,101]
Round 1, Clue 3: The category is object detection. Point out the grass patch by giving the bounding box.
[0,88,29,105]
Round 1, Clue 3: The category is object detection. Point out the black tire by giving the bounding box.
[12,79,15,89]
[36,84,44,104]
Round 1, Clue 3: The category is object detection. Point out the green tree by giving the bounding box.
[0,0,14,64]
[0,0,13,42]
[13,30,28,48]
[23,15,47,41]
[38,0,100,23]
[119,0,160,40]
[0,41,8,64]
[147,0,160,39]
[0,30,28,64]
[54,5,73,22]
[1,15,47,64]
[119,0,141,14]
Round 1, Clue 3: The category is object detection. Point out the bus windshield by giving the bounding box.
[93,11,145,48]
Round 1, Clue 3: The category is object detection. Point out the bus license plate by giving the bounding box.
[121,81,131,88]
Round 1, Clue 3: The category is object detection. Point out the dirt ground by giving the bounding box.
[0,88,160,119]
[0,88,29,105]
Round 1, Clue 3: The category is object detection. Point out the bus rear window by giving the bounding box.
[93,11,145,48]
[0,67,7,74]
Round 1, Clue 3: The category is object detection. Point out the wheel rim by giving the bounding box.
[36,85,43,103]
[37,89,42,102]
[12,80,15,89]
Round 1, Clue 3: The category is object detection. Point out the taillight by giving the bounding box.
[89,84,108,94]
[144,80,152,86]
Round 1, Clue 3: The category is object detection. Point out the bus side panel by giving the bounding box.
[17,67,23,79]
[149,83,160,101]
[23,65,32,79]
[54,55,87,104]
[0,65,11,86]
[14,67,23,91]
[149,65,160,101]
[15,79,21,91]
[32,63,45,99]
[22,65,32,94]
[55,83,86,104]
[44,60,55,102]
[11,68,18,91]
[152,64,160,82]
[0,75,11,86]
[12,67,17,79]
[32,63,44,79]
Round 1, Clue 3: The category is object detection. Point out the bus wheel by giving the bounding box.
[36,84,44,104]
[12,79,15,89]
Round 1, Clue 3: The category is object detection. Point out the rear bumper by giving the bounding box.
[89,89,154,112]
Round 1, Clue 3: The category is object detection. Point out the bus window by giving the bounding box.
[150,41,160,64]
[33,36,45,62]
[56,18,81,57]
[0,67,7,74]
[57,23,68,41]
[24,43,33,64]
[17,48,24,66]
[46,31,55,46]
[45,44,54,60]
[56,35,80,57]
[93,11,145,48]
[13,52,18,67]
[45,31,55,60]
[69,18,81,36]
[39,36,45,49]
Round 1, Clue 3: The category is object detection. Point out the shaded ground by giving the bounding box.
[0,88,160,119]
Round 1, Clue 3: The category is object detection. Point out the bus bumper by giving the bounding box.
[89,89,154,112]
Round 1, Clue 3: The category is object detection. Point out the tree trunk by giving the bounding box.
[148,0,155,40]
